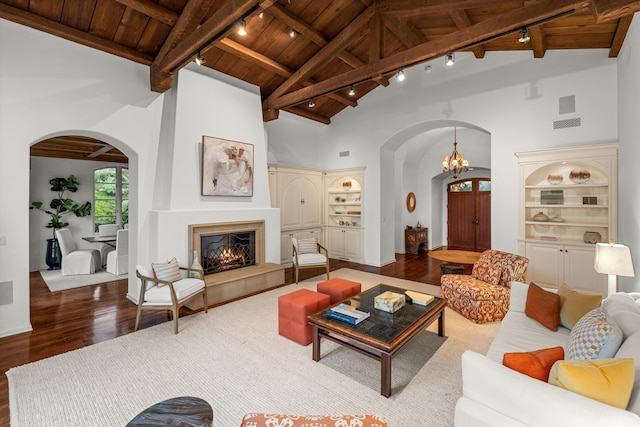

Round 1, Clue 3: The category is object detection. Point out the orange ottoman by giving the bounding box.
[278,289,330,345]
[317,278,362,304]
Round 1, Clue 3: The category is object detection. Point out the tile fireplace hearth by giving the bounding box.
[189,220,284,307]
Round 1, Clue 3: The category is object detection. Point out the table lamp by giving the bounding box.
[594,242,635,297]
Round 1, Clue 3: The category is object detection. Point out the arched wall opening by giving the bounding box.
[380,119,491,262]
[29,130,138,297]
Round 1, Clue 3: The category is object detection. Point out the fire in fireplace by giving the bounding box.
[201,231,256,275]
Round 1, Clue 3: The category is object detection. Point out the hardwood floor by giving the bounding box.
[0,251,446,425]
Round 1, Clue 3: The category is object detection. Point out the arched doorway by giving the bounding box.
[447,178,491,250]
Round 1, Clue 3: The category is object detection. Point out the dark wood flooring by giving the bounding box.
[0,251,447,425]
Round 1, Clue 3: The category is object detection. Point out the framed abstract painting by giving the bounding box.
[201,136,254,196]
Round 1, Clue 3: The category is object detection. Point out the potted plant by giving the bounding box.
[30,175,92,270]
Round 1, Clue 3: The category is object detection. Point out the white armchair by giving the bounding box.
[135,259,208,334]
[292,237,330,284]
[56,228,101,276]
[106,229,128,275]
[98,224,119,267]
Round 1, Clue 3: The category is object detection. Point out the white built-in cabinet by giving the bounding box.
[269,165,365,266]
[515,143,618,297]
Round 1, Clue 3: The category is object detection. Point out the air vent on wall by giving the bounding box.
[339,151,350,157]
[559,95,576,115]
[553,117,581,129]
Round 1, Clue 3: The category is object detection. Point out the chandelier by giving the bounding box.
[442,127,469,179]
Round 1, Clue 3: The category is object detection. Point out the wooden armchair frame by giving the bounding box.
[135,265,208,334]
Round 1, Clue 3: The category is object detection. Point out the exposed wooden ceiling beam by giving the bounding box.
[377,0,519,17]
[0,3,153,65]
[529,26,547,58]
[283,106,331,125]
[263,6,376,113]
[214,38,357,107]
[383,14,427,48]
[450,10,486,58]
[267,0,589,113]
[114,0,179,26]
[609,14,633,57]
[591,0,640,23]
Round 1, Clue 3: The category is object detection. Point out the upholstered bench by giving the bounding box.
[317,277,362,304]
[240,413,388,427]
[278,289,330,345]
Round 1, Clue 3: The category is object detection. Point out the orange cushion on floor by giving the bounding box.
[278,289,330,346]
[317,278,362,304]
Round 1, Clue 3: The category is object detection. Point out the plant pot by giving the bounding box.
[46,238,62,270]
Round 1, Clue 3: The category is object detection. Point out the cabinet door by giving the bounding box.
[525,242,563,286]
[344,229,362,260]
[279,174,302,229]
[564,245,606,296]
[300,176,323,227]
[328,228,345,258]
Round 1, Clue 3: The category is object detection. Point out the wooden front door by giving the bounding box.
[447,178,491,250]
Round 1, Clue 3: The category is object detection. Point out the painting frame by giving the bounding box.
[201,136,254,197]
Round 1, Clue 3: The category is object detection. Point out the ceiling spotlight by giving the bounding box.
[237,19,247,36]
[308,98,315,108]
[397,69,405,82]
[195,50,206,66]
[258,12,264,19]
[518,27,530,44]
[289,28,297,38]
[348,85,355,96]
[445,52,455,66]
[425,65,432,73]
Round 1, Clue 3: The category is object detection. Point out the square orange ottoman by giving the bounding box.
[316,278,362,304]
[278,289,330,345]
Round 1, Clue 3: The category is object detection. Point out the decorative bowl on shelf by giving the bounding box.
[547,173,563,185]
[583,231,602,244]
[532,212,550,222]
[569,168,591,184]
[342,180,352,191]
[550,216,565,223]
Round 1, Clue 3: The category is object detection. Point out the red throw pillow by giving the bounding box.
[503,346,565,381]
[525,282,561,331]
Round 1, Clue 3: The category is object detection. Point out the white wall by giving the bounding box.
[267,49,619,268]
[0,20,279,338]
[617,13,640,292]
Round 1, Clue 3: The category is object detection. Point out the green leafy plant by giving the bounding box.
[30,175,92,239]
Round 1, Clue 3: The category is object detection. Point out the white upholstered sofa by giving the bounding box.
[456,281,640,427]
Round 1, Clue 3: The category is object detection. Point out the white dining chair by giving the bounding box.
[106,229,128,275]
[98,224,119,266]
[56,228,101,276]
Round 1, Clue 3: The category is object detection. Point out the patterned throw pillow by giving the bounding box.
[240,413,388,427]
[549,358,635,409]
[472,261,503,286]
[567,307,623,359]
[296,238,318,254]
[151,258,182,285]
[503,346,565,382]
[525,282,561,331]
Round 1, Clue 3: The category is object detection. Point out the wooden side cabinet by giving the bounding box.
[405,228,428,254]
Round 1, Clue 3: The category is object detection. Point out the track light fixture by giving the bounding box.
[445,52,455,66]
[258,12,264,19]
[308,98,315,108]
[195,50,206,66]
[348,85,355,96]
[237,19,247,36]
[518,27,530,44]
[397,69,405,82]
[289,28,297,38]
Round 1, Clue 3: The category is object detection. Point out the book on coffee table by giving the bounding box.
[404,291,435,306]
[327,303,370,324]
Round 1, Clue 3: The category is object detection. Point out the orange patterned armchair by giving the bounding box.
[440,250,529,324]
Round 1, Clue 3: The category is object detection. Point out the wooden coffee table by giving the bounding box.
[126,396,213,426]
[308,284,447,397]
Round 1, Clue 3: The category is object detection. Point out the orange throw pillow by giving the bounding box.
[503,346,565,381]
[525,282,561,331]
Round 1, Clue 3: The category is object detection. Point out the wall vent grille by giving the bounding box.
[339,151,350,157]
[553,117,581,129]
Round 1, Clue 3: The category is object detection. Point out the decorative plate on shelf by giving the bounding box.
[547,173,563,185]
[569,168,591,184]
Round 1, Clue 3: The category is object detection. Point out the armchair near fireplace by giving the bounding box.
[135,258,208,334]
[292,237,330,284]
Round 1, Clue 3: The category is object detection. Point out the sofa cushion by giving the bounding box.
[603,293,640,339]
[503,346,564,381]
[525,283,561,331]
[615,332,640,415]
[472,261,503,286]
[567,307,623,360]
[558,283,602,329]
[549,358,635,409]
[440,275,510,301]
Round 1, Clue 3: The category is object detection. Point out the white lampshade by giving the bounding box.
[594,243,635,277]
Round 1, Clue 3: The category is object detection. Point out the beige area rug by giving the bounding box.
[39,269,125,292]
[8,268,500,426]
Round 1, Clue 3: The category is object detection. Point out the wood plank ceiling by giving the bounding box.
[3,0,639,161]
